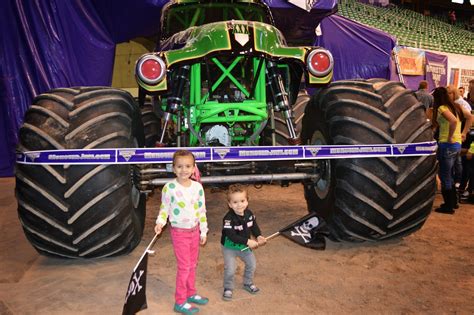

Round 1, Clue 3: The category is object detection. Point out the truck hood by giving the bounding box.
[160,20,309,67]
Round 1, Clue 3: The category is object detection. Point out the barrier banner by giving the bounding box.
[16,142,438,165]
[425,51,448,88]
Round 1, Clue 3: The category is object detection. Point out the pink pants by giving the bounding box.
[170,226,200,304]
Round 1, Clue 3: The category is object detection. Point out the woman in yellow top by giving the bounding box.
[432,87,473,214]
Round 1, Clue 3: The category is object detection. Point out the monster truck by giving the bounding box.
[15,0,436,258]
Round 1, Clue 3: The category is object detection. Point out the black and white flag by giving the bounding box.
[287,0,318,12]
[279,213,330,250]
[122,252,149,315]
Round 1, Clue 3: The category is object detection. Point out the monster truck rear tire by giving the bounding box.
[16,87,146,258]
[273,91,310,145]
[301,79,437,241]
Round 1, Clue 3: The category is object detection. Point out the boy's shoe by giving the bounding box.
[243,283,260,294]
[174,302,199,314]
[187,294,209,305]
[222,289,233,301]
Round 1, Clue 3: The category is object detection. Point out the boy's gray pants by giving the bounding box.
[222,245,256,290]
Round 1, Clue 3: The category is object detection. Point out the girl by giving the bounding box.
[155,150,208,314]
[432,87,472,214]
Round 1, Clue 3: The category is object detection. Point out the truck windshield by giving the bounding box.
[161,2,273,40]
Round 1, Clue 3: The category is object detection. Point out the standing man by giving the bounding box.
[459,86,466,99]
[467,79,474,109]
[415,80,434,116]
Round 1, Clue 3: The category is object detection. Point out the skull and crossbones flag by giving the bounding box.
[287,0,318,12]
[122,252,149,315]
[279,213,330,250]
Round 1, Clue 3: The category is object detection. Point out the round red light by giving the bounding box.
[310,52,330,74]
[141,59,162,80]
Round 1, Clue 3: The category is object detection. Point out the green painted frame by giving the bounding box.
[181,56,268,146]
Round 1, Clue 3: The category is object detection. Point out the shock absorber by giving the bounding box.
[266,60,298,142]
[158,65,190,144]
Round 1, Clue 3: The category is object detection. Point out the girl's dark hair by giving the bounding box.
[172,150,195,165]
[432,87,460,129]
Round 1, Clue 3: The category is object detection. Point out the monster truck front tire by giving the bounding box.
[16,87,146,258]
[301,79,437,241]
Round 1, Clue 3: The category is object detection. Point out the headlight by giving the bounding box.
[306,49,334,77]
[136,54,166,85]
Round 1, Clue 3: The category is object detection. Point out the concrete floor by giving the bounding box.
[1,177,473,314]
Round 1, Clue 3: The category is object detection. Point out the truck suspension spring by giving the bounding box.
[159,65,190,144]
[265,60,298,141]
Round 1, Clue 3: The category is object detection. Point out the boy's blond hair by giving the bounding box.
[227,184,248,201]
[172,150,195,165]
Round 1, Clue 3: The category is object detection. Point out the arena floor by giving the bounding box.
[1,177,473,314]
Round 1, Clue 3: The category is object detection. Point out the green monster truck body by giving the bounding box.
[136,0,332,148]
[15,0,437,258]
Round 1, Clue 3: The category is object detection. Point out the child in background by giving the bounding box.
[220,184,266,301]
[154,150,208,315]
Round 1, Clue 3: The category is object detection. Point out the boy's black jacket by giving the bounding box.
[221,208,262,246]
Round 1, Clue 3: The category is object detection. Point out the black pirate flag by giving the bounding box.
[279,213,330,250]
[122,252,149,315]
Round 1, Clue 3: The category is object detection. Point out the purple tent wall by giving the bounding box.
[0,0,337,177]
[315,14,396,81]
[92,0,166,43]
[0,1,115,177]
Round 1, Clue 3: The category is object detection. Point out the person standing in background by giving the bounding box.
[467,79,474,109]
[432,87,472,214]
[415,80,434,115]
[448,85,472,113]
[448,10,456,25]
[459,86,466,100]
[447,85,473,198]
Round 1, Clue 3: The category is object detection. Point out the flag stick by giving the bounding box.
[240,231,280,251]
[133,233,159,271]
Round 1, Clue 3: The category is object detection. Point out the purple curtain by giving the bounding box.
[0,0,338,177]
[0,0,115,176]
[315,14,396,81]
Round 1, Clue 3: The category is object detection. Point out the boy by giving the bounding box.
[220,184,266,301]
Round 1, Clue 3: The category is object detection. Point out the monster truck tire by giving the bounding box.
[140,98,161,147]
[16,87,146,258]
[301,79,437,242]
[273,91,310,145]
